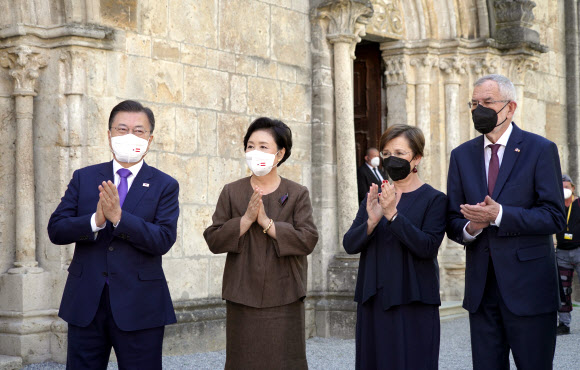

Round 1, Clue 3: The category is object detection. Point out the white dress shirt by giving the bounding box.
[90,160,145,233]
[366,162,384,182]
[463,123,513,242]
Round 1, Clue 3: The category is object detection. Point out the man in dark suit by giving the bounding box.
[48,100,179,370]
[357,147,386,203]
[446,75,565,370]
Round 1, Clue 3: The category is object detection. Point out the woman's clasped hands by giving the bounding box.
[241,186,272,235]
[366,181,398,235]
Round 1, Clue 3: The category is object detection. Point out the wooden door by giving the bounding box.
[354,42,382,168]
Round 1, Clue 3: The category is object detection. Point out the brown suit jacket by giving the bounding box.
[203,177,319,308]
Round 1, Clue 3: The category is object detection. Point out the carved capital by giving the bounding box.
[493,0,542,49]
[439,57,468,84]
[470,57,501,78]
[0,46,47,96]
[409,56,438,84]
[315,0,374,43]
[502,55,539,84]
[383,56,408,85]
[366,0,405,39]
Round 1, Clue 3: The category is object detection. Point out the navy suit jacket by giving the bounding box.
[48,161,179,331]
[446,123,565,316]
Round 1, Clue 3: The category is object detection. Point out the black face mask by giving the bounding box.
[383,156,411,181]
[471,102,510,135]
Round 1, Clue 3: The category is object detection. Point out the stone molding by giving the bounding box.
[0,46,47,96]
[366,0,405,40]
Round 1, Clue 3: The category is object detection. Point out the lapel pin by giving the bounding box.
[143,183,150,187]
[279,193,288,206]
[515,148,520,152]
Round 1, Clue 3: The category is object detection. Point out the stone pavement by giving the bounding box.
[20,307,580,370]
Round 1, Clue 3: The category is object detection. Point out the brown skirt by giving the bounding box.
[225,300,307,370]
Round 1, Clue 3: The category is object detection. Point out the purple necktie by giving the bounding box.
[117,168,132,207]
[488,144,501,196]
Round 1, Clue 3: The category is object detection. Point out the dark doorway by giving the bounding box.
[354,42,383,168]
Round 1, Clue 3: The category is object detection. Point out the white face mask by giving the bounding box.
[245,150,278,177]
[370,156,380,168]
[564,188,573,199]
[110,133,150,163]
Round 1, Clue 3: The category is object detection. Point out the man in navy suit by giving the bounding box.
[48,100,179,369]
[446,75,565,370]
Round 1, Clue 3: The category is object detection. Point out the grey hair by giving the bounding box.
[474,74,517,102]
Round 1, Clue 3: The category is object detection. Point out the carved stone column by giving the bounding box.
[383,55,412,127]
[316,0,373,240]
[313,0,373,339]
[0,46,47,274]
[59,50,86,265]
[409,55,437,183]
[438,57,468,300]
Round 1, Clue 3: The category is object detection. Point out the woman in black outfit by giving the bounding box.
[343,124,447,370]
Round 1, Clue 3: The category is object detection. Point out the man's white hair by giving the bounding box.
[474,74,517,102]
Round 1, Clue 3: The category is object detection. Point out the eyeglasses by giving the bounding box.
[111,126,150,138]
[468,100,510,109]
[380,150,411,159]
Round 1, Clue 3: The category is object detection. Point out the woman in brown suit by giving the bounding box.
[204,117,319,369]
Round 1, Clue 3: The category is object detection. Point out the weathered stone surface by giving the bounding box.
[141,0,169,36]
[257,58,278,79]
[168,0,217,47]
[207,156,245,205]
[271,7,309,66]
[157,153,208,204]
[184,66,229,110]
[175,107,198,154]
[153,39,180,62]
[180,44,207,67]
[281,82,310,122]
[196,110,218,155]
[219,0,270,58]
[148,103,175,152]
[126,32,151,57]
[208,257,226,297]
[278,63,296,83]
[247,77,281,116]
[218,51,236,73]
[164,258,209,300]
[100,0,137,30]
[181,205,215,256]
[230,75,247,113]
[235,55,257,76]
[217,113,249,158]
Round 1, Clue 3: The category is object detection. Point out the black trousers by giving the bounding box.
[66,284,165,370]
[469,259,556,370]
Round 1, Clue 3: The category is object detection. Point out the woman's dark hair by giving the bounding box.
[379,124,425,158]
[108,100,155,134]
[243,117,292,166]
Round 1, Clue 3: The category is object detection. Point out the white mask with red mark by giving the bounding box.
[110,134,149,163]
[245,150,278,177]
